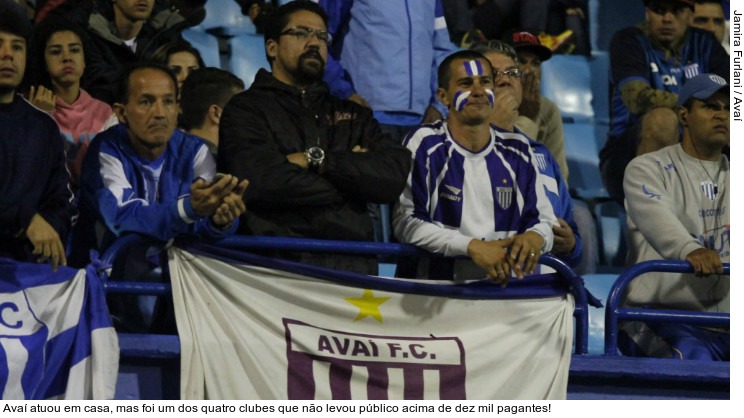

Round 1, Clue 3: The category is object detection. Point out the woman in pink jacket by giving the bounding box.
[27,18,118,189]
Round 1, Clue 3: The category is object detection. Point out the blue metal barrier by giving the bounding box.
[97,234,594,354]
[539,255,594,356]
[217,235,421,256]
[98,234,171,296]
[604,260,730,355]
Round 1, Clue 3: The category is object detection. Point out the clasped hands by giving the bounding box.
[191,174,249,227]
[467,231,545,287]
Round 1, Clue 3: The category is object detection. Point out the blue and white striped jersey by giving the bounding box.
[393,121,556,262]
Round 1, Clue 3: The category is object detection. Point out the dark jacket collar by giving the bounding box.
[252,68,329,98]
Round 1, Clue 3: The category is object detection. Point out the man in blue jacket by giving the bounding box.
[71,63,247,331]
[72,63,248,264]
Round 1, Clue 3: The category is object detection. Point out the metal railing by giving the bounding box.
[604,260,730,356]
[98,234,594,354]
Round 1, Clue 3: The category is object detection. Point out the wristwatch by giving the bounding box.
[305,146,325,171]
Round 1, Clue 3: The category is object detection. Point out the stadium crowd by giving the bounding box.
[0,0,730,380]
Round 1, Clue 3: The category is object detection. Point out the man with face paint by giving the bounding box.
[470,39,586,272]
[394,50,574,399]
[393,50,556,284]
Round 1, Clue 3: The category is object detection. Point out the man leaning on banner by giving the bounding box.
[70,63,249,332]
[393,49,556,283]
[389,49,571,398]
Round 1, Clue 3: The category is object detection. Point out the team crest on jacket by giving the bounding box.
[684,63,700,79]
[700,181,718,201]
[496,187,513,209]
[534,153,547,171]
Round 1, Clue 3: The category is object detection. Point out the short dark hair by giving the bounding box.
[180,67,244,130]
[116,62,179,104]
[0,0,32,42]
[263,0,329,63]
[437,50,493,89]
[680,98,696,111]
[147,39,206,68]
[470,40,519,63]
[28,17,89,89]
[693,0,725,10]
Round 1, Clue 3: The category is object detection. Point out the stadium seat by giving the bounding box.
[590,0,645,51]
[181,29,221,68]
[379,203,392,243]
[581,273,619,355]
[562,122,607,199]
[198,0,257,36]
[593,201,627,268]
[589,51,611,124]
[227,34,270,87]
[541,55,594,122]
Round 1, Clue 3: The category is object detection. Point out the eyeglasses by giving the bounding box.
[493,68,523,79]
[280,26,332,45]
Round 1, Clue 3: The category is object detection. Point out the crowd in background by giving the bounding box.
[0,0,730,363]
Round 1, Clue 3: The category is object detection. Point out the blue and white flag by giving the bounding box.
[169,245,574,400]
[0,259,118,399]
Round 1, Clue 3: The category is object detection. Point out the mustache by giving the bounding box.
[300,49,325,64]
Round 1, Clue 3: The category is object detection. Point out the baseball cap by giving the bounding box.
[676,73,729,106]
[502,29,552,62]
[642,0,694,10]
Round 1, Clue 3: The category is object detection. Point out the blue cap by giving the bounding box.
[677,73,729,106]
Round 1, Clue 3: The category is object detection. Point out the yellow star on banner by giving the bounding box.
[345,289,390,323]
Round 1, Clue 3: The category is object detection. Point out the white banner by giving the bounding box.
[168,247,574,400]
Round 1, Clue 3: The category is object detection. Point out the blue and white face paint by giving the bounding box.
[453,60,494,112]
[486,88,495,107]
[453,90,471,112]
[464,60,484,77]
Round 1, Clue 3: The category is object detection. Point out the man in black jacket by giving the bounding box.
[218,0,411,274]
[1,0,74,270]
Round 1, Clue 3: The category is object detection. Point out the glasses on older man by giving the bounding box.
[280,26,332,44]
[493,68,523,80]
